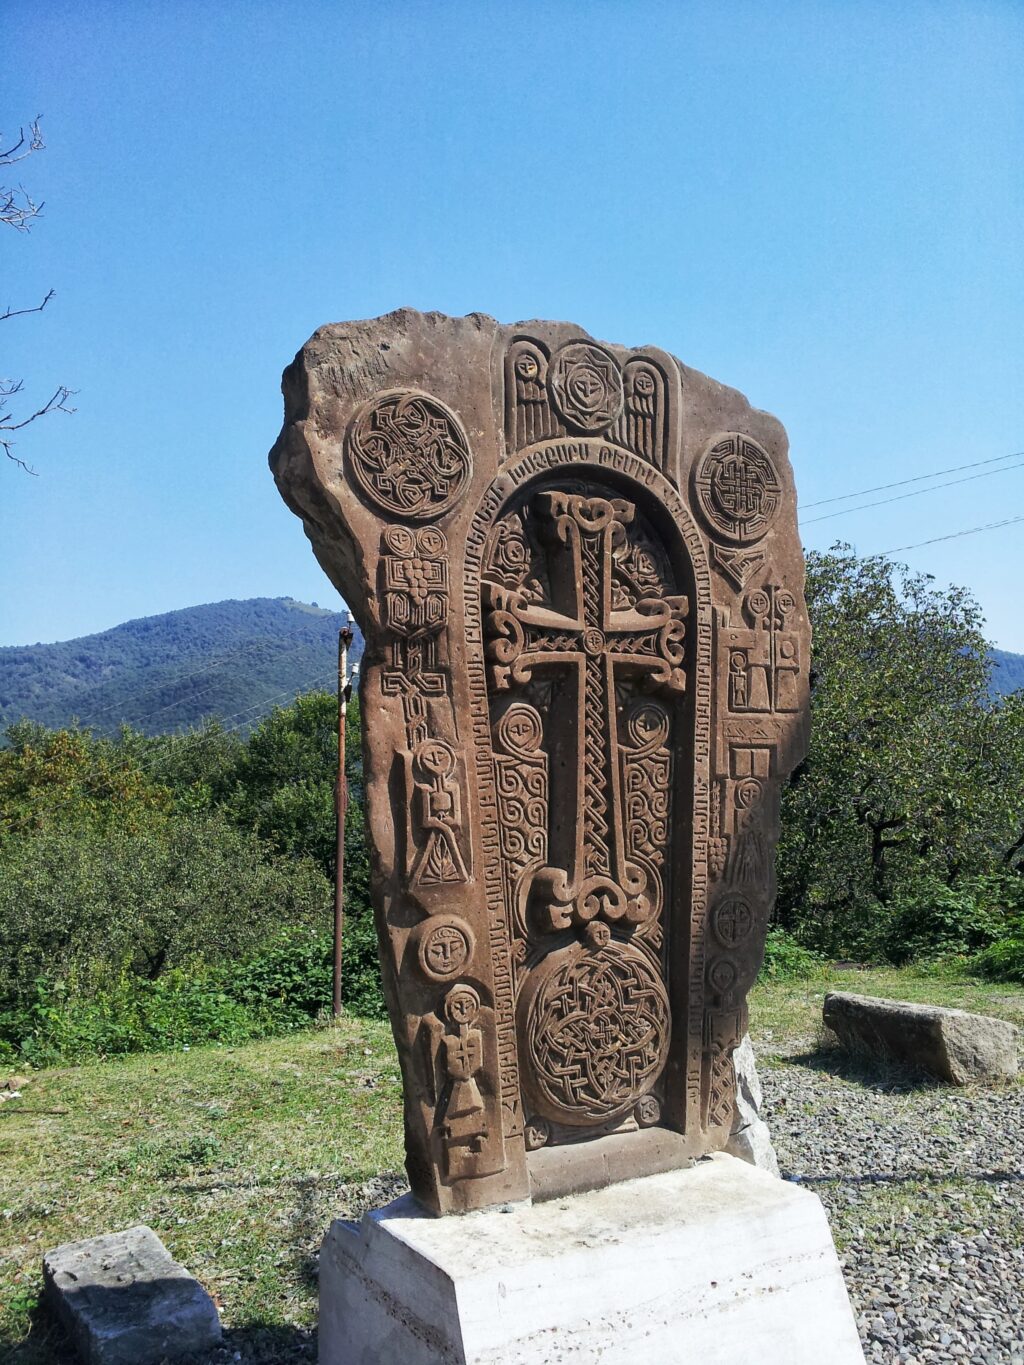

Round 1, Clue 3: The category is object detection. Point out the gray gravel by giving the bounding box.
[162,1067,1024,1365]
[761,1048,1024,1364]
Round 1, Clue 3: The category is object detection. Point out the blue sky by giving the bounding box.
[3,2,1023,650]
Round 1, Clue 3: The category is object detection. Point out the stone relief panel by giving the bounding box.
[347,390,472,520]
[503,337,671,473]
[480,481,690,1149]
[269,310,810,1215]
[694,433,781,545]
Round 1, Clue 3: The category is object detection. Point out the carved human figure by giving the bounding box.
[412,738,468,886]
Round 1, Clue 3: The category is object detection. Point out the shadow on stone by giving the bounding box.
[1,1296,316,1365]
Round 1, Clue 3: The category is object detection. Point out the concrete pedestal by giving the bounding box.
[319,1153,863,1364]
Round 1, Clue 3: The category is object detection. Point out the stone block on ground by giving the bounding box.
[823,991,1020,1085]
[319,1153,863,1364]
[725,1033,781,1176]
[43,1224,221,1365]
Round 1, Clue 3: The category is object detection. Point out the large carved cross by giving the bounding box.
[484,492,687,931]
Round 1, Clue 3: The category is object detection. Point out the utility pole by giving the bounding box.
[333,613,356,1019]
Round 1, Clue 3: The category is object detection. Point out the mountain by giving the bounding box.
[0,598,363,737]
[990,649,1024,698]
[3,597,1022,738]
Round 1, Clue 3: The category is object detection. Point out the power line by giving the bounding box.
[801,459,1024,526]
[70,641,276,729]
[802,448,1024,510]
[879,514,1024,556]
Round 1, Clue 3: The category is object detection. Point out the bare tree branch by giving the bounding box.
[2,117,74,472]
[1,120,46,232]
[1,383,76,473]
[1,288,55,322]
[0,119,45,166]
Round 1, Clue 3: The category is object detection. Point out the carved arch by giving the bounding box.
[463,443,715,1146]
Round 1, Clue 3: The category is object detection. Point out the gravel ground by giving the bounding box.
[196,1062,1024,1365]
[761,1048,1024,1365]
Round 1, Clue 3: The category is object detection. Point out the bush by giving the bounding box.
[0,971,273,1067]
[0,918,387,1065]
[759,928,827,980]
[884,876,1013,966]
[0,812,330,1007]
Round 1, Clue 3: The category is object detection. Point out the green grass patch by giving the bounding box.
[2,970,1023,1361]
[0,1018,403,1362]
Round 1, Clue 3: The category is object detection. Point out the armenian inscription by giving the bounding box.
[270,310,809,1215]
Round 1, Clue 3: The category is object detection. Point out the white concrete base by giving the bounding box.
[319,1153,864,1364]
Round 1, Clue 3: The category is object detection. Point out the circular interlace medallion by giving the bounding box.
[711,894,754,949]
[693,434,781,544]
[520,939,670,1126]
[346,390,471,520]
[548,342,624,433]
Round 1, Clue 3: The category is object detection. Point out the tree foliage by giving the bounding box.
[777,546,1024,957]
[0,687,379,1061]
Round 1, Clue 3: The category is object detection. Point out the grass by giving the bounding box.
[0,1018,403,1362]
[2,967,1022,1361]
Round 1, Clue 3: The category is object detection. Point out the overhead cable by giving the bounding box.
[801,459,1024,526]
[879,514,1024,556]
[802,448,1024,510]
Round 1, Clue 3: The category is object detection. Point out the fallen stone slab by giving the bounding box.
[43,1224,221,1365]
[822,991,1020,1085]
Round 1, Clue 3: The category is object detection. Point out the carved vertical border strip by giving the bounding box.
[464,439,713,1141]
[464,476,523,1141]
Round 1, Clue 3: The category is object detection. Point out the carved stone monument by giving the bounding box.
[271,312,862,1363]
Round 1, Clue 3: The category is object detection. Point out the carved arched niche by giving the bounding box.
[466,455,715,1190]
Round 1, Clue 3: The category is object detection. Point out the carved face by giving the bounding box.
[515,353,540,381]
[445,984,481,1027]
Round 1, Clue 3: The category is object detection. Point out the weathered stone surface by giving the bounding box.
[270,310,810,1214]
[319,1154,864,1364]
[823,992,1021,1084]
[725,1033,780,1176]
[43,1224,221,1365]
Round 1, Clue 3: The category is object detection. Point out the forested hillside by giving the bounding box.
[991,648,1024,696]
[0,598,363,736]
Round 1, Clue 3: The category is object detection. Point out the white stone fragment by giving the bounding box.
[319,1153,863,1364]
[726,1033,781,1177]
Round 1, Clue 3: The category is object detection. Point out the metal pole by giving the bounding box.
[333,615,355,1019]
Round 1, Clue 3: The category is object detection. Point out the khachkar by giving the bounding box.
[270,310,809,1216]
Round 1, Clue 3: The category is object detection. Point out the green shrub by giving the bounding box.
[972,922,1024,982]
[0,919,387,1066]
[884,876,1010,966]
[759,928,827,980]
[0,812,329,1006]
[1,970,273,1066]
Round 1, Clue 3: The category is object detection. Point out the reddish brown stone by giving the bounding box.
[270,310,810,1215]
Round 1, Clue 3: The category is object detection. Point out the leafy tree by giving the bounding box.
[222,689,377,998]
[0,720,170,842]
[776,546,1024,957]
